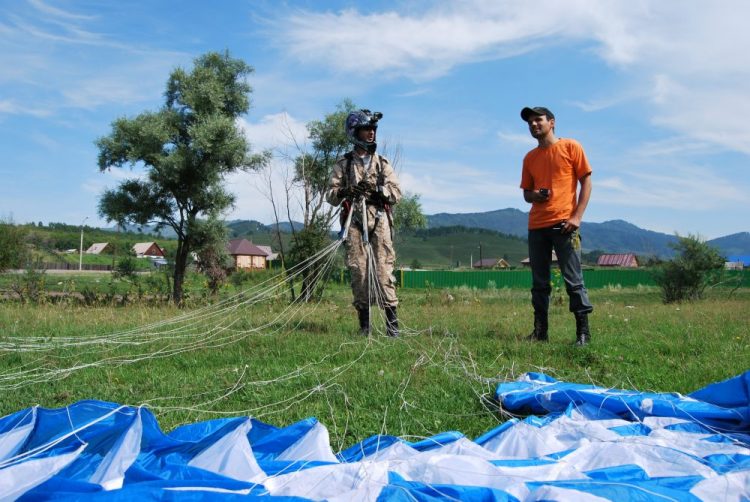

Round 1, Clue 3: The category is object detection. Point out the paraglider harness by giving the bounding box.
[338,152,393,239]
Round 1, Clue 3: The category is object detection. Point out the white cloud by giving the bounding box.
[0,99,52,117]
[226,159,306,224]
[273,1,750,156]
[596,163,745,211]
[568,91,642,113]
[399,160,519,214]
[80,179,108,195]
[228,112,313,223]
[238,112,309,153]
[0,3,188,115]
[497,131,535,148]
[29,132,62,150]
[631,137,716,159]
[272,1,651,79]
[249,72,362,115]
[61,75,158,110]
[275,5,540,80]
[648,81,750,154]
[28,0,96,22]
[395,87,432,98]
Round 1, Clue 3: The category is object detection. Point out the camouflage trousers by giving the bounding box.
[345,217,398,309]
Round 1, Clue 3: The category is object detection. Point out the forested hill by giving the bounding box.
[120,212,749,259]
[227,219,304,236]
[10,217,747,270]
[427,209,749,258]
[708,232,750,257]
[396,226,528,268]
[61,209,749,260]
[428,209,529,238]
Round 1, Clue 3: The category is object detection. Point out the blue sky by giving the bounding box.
[1,0,748,239]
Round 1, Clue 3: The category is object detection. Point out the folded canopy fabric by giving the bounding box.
[1,372,748,501]
[494,371,750,430]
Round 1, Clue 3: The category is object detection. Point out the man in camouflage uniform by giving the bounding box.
[327,109,402,337]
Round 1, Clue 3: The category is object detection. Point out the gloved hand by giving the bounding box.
[336,186,351,199]
[354,178,374,196]
[338,180,372,200]
[336,186,357,199]
[368,189,389,205]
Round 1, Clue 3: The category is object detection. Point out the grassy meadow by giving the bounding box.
[0,276,748,452]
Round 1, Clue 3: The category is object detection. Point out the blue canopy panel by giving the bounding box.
[0,373,747,500]
[493,371,750,430]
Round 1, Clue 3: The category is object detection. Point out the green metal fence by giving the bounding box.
[397,268,749,290]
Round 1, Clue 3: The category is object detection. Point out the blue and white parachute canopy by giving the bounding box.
[1,372,748,500]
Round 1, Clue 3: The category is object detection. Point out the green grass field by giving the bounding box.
[0,282,747,452]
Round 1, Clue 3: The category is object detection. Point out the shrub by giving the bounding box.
[287,219,332,302]
[0,222,28,272]
[230,269,252,287]
[10,262,47,304]
[114,256,139,280]
[652,234,724,303]
[143,270,172,301]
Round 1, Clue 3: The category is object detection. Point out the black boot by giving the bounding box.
[526,312,548,342]
[357,307,370,336]
[385,306,399,337]
[575,312,590,346]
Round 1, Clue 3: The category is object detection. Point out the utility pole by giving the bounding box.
[478,241,483,268]
[79,216,88,271]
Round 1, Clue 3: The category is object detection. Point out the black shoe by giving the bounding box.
[385,306,399,337]
[575,312,591,346]
[357,307,370,336]
[526,313,548,342]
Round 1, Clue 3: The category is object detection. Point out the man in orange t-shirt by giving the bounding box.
[519,106,593,345]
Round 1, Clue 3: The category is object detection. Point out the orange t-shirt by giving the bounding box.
[520,138,592,230]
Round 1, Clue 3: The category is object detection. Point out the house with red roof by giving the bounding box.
[132,242,165,258]
[472,258,510,269]
[596,253,639,268]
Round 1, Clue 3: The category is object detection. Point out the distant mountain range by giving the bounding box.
[427,208,749,258]
[114,220,303,239]
[226,219,303,236]
[113,209,749,259]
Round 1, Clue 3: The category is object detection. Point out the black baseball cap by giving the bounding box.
[521,106,554,121]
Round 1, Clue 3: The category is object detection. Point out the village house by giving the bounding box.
[227,238,269,270]
[472,258,510,269]
[521,250,558,267]
[597,253,639,268]
[85,242,112,255]
[726,255,750,270]
[132,242,165,258]
[255,245,278,262]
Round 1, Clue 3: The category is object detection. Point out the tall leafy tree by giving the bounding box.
[295,99,356,230]
[393,192,427,232]
[283,100,355,301]
[193,216,230,295]
[96,51,268,304]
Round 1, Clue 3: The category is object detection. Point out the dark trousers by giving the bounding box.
[528,226,593,316]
